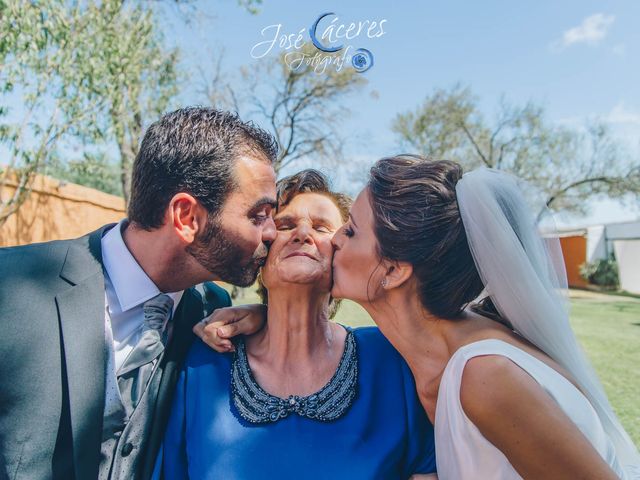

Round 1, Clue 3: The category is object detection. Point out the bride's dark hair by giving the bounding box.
[368,154,505,323]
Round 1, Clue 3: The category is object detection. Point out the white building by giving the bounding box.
[586,220,640,295]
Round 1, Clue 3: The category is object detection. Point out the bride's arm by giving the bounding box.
[460,355,619,480]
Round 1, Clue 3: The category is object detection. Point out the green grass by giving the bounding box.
[226,286,640,446]
[569,297,640,446]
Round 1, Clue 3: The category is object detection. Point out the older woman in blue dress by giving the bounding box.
[155,170,437,479]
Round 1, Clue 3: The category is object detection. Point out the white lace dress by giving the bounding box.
[434,339,627,479]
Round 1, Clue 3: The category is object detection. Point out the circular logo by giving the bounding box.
[351,48,374,73]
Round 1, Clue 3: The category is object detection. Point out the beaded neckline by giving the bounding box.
[231,329,358,424]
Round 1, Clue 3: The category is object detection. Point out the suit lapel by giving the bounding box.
[55,225,114,480]
[140,287,203,478]
[154,287,202,410]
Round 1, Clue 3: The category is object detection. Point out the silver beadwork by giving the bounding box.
[231,331,358,424]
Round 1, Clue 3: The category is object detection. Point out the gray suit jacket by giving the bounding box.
[0,225,231,480]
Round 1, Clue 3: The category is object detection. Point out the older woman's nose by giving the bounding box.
[292,223,313,244]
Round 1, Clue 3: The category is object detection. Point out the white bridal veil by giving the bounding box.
[455,168,640,478]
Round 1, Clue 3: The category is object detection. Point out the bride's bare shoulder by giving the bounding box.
[456,351,619,479]
[459,353,530,416]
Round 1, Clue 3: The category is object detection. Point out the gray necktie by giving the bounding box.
[117,293,174,412]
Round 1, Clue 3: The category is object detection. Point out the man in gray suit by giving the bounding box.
[0,107,279,479]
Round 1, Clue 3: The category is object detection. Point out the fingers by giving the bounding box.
[225,304,267,336]
[191,304,266,353]
[209,320,240,339]
[193,315,236,353]
[207,306,250,327]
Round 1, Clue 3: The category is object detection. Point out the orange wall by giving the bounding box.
[0,173,125,247]
[559,235,588,288]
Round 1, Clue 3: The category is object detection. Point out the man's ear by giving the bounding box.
[168,193,207,244]
[382,260,414,290]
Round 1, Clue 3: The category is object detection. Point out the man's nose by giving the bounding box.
[262,216,277,245]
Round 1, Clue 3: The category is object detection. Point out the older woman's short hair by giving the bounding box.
[256,169,352,319]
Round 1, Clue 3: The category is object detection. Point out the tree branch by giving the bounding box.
[459,121,491,167]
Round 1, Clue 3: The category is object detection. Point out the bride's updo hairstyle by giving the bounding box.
[368,154,496,320]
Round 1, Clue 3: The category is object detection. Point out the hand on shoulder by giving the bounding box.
[193,303,267,353]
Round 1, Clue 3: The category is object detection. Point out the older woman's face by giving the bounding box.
[261,192,344,291]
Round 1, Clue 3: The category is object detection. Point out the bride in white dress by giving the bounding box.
[327,155,640,479]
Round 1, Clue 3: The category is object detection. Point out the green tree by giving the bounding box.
[48,151,123,197]
[393,85,640,221]
[0,0,105,226]
[0,0,180,227]
[76,0,178,204]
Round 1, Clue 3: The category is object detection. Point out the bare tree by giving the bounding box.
[203,43,368,175]
[393,85,640,221]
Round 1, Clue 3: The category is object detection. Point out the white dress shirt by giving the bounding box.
[99,219,184,447]
[101,220,183,371]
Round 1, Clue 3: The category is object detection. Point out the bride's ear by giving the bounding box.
[381,260,413,290]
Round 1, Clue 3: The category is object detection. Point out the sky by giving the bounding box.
[33,0,640,228]
[156,0,640,228]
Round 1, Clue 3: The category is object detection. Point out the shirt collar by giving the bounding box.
[101,219,183,314]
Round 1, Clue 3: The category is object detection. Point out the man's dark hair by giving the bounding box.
[128,107,278,230]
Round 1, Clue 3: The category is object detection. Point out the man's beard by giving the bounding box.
[187,215,268,287]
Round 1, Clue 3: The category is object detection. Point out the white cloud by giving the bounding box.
[552,13,615,51]
[606,102,640,126]
[556,104,640,128]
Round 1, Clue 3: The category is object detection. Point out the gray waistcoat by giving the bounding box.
[99,351,165,480]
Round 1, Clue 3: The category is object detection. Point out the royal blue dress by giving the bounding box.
[155,326,436,479]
